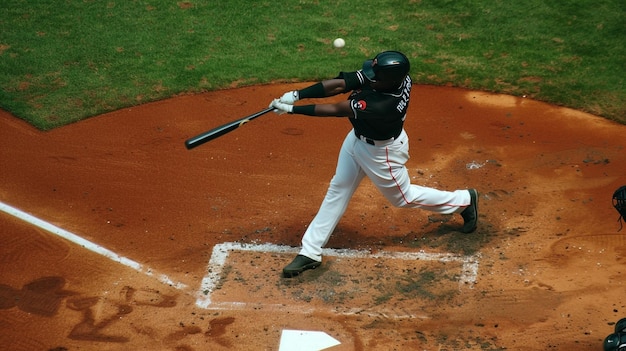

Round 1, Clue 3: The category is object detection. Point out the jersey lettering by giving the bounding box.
[396,77,412,113]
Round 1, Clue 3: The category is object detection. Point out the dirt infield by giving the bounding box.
[1,84,625,350]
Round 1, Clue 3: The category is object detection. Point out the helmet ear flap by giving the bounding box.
[362,59,376,81]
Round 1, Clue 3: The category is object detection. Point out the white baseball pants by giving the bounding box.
[300,129,471,261]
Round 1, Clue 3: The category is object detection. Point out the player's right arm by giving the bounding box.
[297,100,353,117]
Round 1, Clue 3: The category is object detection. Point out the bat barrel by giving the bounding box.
[185,107,274,150]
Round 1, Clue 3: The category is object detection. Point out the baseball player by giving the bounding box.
[269,51,478,278]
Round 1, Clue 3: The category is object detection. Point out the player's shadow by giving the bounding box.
[0,276,77,317]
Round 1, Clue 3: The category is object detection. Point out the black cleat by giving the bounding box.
[460,189,479,233]
[283,254,321,278]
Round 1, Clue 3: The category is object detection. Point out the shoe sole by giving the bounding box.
[462,189,479,233]
[283,261,321,278]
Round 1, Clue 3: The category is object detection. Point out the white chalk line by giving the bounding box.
[0,201,187,290]
[204,301,433,320]
[197,241,481,317]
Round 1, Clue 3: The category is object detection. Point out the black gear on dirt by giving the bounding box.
[604,318,626,351]
[362,51,410,83]
[604,332,626,351]
[617,318,626,334]
[613,185,626,231]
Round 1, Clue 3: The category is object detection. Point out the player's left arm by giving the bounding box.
[278,71,366,103]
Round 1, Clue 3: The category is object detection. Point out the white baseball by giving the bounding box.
[333,38,345,48]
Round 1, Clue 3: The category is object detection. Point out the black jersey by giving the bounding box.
[340,71,411,140]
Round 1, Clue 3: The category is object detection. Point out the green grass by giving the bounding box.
[1,0,624,130]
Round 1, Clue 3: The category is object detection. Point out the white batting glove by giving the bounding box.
[279,91,299,104]
[269,99,293,115]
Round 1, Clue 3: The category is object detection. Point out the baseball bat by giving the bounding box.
[185,107,274,150]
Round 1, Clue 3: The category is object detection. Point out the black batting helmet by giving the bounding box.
[362,51,410,83]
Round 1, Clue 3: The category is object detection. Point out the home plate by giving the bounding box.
[279,330,341,351]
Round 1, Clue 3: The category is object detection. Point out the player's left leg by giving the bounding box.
[356,130,478,232]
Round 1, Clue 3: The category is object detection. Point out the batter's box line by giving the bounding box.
[0,201,187,290]
[196,242,480,309]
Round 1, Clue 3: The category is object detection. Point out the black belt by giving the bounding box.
[355,131,401,146]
